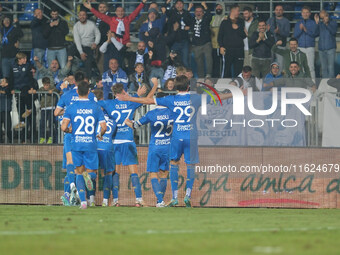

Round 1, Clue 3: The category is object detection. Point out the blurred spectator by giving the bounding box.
[166,0,193,67]
[43,9,69,68]
[163,78,175,91]
[315,10,337,78]
[1,16,23,78]
[93,76,103,90]
[327,74,340,91]
[99,30,124,72]
[249,20,275,78]
[185,68,194,80]
[210,2,226,78]
[56,75,75,94]
[293,6,318,79]
[126,41,149,75]
[189,2,213,78]
[267,4,290,73]
[36,77,58,144]
[92,2,111,74]
[84,0,146,46]
[272,38,310,78]
[243,6,258,67]
[71,10,101,79]
[218,4,247,78]
[34,56,72,87]
[102,58,128,99]
[162,50,183,86]
[0,77,12,143]
[31,8,48,80]
[262,62,283,91]
[10,53,35,129]
[143,28,169,86]
[272,61,316,91]
[129,63,150,93]
[235,65,262,91]
[135,2,160,31]
[139,8,166,41]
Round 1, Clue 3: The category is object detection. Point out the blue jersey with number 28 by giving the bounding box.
[63,99,105,152]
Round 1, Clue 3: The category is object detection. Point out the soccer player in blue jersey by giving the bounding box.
[93,89,117,207]
[125,92,173,207]
[61,81,106,209]
[117,75,234,207]
[54,71,96,206]
[98,83,146,207]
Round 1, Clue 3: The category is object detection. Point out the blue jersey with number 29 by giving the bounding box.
[155,93,203,139]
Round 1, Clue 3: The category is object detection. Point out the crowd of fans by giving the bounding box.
[0,1,339,144]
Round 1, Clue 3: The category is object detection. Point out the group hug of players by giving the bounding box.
[55,70,231,209]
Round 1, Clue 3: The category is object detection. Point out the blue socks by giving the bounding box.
[151,178,163,203]
[112,172,120,200]
[103,174,113,199]
[76,174,86,202]
[130,173,142,199]
[170,164,179,199]
[160,178,167,199]
[66,164,75,185]
[186,165,195,198]
[64,175,70,194]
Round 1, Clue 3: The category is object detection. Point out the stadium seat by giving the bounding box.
[294,4,302,20]
[19,3,38,21]
[331,3,340,19]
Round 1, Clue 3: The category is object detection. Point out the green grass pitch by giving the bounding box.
[1,205,340,255]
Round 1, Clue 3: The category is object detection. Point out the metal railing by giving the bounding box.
[1,87,338,147]
[0,91,62,144]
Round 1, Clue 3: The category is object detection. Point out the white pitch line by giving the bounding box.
[0,226,337,236]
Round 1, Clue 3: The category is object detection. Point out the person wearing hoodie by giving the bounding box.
[139,7,166,41]
[189,2,213,78]
[262,62,283,91]
[293,6,318,79]
[1,16,23,78]
[272,38,310,78]
[315,10,337,78]
[210,2,226,78]
[249,20,275,79]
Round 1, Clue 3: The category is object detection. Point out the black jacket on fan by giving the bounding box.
[190,12,212,46]
[166,9,193,42]
[10,62,34,90]
[249,30,275,59]
[31,16,48,50]
[217,18,246,50]
[43,18,69,49]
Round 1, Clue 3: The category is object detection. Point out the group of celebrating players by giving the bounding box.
[54,70,231,209]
